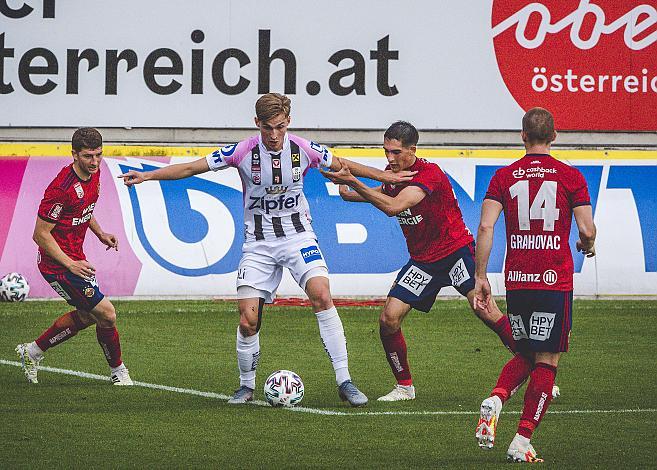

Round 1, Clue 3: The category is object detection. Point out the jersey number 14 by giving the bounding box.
[509,180,560,232]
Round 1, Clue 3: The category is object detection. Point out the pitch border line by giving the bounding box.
[2,359,655,417]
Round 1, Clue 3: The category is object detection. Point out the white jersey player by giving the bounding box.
[119,93,416,406]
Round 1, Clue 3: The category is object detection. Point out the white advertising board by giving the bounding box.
[2,1,655,130]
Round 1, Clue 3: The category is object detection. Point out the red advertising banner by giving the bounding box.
[493,0,657,131]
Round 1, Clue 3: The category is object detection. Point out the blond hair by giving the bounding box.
[255,93,291,122]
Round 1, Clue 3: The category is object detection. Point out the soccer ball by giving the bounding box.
[264,370,304,407]
[0,272,30,302]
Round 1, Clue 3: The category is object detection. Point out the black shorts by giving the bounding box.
[506,289,573,353]
[41,271,105,311]
[388,243,476,312]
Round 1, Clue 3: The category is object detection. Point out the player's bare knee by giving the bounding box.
[77,310,96,327]
[308,290,332,312]
[379,314,401,334]
[239,318,258,337]
[92,300,116,327]
[238,309,259,336]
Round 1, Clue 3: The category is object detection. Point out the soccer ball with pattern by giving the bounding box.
[264,370,304,407]
[0,272,30,302]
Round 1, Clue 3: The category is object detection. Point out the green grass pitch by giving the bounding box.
[2,299,656,468]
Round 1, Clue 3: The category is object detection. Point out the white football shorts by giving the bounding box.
[236,234,329,303]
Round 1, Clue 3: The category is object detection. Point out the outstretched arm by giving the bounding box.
[329,156,416,185]
[474,199,503,310]
[338,184,378,202]
[322,164,425,216]
[118,157,210,186]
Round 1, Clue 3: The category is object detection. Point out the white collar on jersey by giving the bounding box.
[258,133,290,155]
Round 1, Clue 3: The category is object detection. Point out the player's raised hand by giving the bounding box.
[68,259,96,280]
[98,232,119,251]
[381,169,417,184]
[118,170,146,186]
[576,240,596,257]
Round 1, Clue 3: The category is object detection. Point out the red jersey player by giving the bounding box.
[474,108,596,463]
[322,121,516,402]
[16,128,133,386]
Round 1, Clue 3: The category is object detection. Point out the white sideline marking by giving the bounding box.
[3,359,656,417]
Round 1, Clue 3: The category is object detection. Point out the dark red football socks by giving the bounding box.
[96,326,123,368]
[491,353,533,403]
[518,362,557,439]
[492,315,517,353]
[380,327,412,386]
[35,310,89,351]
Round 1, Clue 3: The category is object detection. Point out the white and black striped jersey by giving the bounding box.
[205,133,333,242]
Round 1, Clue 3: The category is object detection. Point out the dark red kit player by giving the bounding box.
[16,128,133,386]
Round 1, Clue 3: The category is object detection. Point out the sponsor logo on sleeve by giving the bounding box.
[398,265,432,296]
[211,149,223,164]
[529,311,556,341]
[212,144,237,164]
[509,314,529,340]
[449,258,471,287]
[300,245,322,263]
[48,203,63,220]
[309,141,330,164]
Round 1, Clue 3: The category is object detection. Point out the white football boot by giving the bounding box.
[16,343,42,384]
[110,364,134,386]
[506,433,544,463]
[476,395,502,449]
[377,384,416,402]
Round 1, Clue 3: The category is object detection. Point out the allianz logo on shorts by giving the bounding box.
[300,245,322,263]
[509,312,556,341]
[399,265,431,296]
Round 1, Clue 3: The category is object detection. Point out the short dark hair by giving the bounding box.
[384,121,419,147]
[522,108,555,144]
[255,93,291,122]
[72,127,102,152]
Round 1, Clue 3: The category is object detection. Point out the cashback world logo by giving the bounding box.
[492,0,657,131]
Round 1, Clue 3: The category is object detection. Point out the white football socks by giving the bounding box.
[236,327,260,390]
[315,307,350,385]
